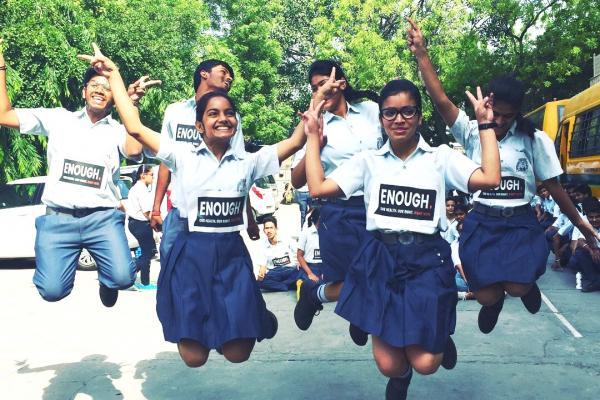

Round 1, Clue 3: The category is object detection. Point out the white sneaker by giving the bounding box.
[458,291,468,300]
[575,272,582,290]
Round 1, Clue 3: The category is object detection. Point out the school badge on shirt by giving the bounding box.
[59,159,105,189]
[195,195,245,228]
[175,124,202,146]
[516,158,529,172]
[375,184,436,221]
[479,176,525,199]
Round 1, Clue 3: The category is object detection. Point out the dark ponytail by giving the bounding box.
[133,165,152,185]
[308,60,379,104]
[487,74,535,138]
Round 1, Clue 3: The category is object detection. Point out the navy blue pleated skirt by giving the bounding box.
[459,205,549,291]
[156,231,272,349]
[335,232,457,353]
[317,200,367,282]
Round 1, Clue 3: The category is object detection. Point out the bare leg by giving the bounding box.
[473,283,504,306]
[222,338,256,363]
[177,339,210,368]
[404,344,443,375]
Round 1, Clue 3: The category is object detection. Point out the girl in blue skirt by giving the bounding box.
[81,45,308,367]
[407,19,599,334]
[302,77,501,399]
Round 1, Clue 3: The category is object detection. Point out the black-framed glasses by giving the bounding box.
[380,106,420,121]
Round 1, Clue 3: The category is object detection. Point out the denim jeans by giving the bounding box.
[33,208,135,301]
[294,190,310,228]
[128,218,155,285]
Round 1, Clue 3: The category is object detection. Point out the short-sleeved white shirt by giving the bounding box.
[15,108,129,209]
[328,136,479,234]
[127,180,153,221]
[450,110,563,207]
[571,217,600,246]
[320,100,382,198]
[158,98,245,216]
[542,196,557,214]
[260,237,299,270]
[156,138,278,233]
[442,219,459,243]
[291,148,308,192]
[297,224,321,263]
[450,239,461,267]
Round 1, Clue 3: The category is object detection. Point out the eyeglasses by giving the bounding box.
[87,81,111,92]
[380,106,420,121]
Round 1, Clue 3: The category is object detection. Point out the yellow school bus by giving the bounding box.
[555,83,600,196]
[525,99,569,141]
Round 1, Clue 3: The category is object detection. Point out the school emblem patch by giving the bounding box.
[516,158,528,172]
[376,136,384,150]
[236,179,247,192]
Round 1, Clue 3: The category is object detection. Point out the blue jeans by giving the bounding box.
[455,272,469,292]
[159,207,188,261]
[33,208,135,301]
[128,219,155,285]
[294,190,310,228]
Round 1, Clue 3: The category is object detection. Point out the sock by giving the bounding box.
[397,366,412,380]
[317,284,333,303]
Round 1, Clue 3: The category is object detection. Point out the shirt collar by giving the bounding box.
[76,108,114,125]
[323,101,361,124]
[374,134,433,157]
[196,140,245,161]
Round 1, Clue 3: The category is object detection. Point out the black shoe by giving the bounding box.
[521,283,542,314]
[581,280,600,293]
[385,369,413,400]
[264,310,278,339]
[349,323,368,346]
[294,282,323,330]
[477,296,504,334]
[441,336,457,369]
[99,284,118,308]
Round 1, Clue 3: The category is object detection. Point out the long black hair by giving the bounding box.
[133,164,152,185]
[308,60,379,103]
[487,74,536,138]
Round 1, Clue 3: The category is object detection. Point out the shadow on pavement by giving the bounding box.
[17,354,122,400]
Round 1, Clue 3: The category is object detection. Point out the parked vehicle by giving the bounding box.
[525,99,568,141]
[249,175,280,224]
[0,175,139,270]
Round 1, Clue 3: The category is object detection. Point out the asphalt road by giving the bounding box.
[1,204,599,400]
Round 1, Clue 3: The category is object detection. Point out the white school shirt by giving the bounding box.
[127,180,153,221]
[320,100,383,198]
[158,98,245,217]
[442,219,459,243]
[297,224,322,263]
[571,217,600,247]
[291,147,308,193]
[542,196,557,214]
[530,195,542,208]
[261,237,299,270]
[156,138,278,233]
[328,136,479,234]
[15,108,131,209]
[450,239,461,267]
[450,110,563,207]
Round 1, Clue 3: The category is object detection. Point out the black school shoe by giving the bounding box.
[477,296,505,334]
[581,280,600,293]
[264,310,279,339]
[349,323,369,346]
[385,369,413,400]
[99,284,118,308]
[521,283,542,314]
[293,281,323,330]
[441,336,457,370]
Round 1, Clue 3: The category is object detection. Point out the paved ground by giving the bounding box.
[1,204,600,399]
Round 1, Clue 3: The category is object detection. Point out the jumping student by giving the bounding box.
[291,60,382,346]
[0,41,159,307]
[80,44,306,367]
[408,18,599,334]
[302,76,500,399]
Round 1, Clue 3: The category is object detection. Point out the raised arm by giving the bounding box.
[78,44,160,154]
[276,116,307,163]
[464,87,501,191]
[302,100,343,198]
[0,40,20,129]
[407,18,459,127]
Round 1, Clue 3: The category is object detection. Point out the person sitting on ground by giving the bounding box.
[566,197,600,292]
[297,208,325,285]
[257,216,302,292]
[536,184,556,230]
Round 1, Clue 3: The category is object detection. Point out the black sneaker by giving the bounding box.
[477,296,504,334]
[349,323,368,346]
[521,283,542,314]
[581,280,600,293]
[385,368,413,400]
[99,284,118,308]
[264,310,278,339]
[441,336,457,370]
[294,282,323,330]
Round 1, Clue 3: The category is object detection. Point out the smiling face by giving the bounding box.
[83,75,114,118]
[446,199,456,217]
[195,96,238,145]
[380,91,422,147]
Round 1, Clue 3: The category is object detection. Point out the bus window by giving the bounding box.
[569,105,600,157]
[558,105,565,124]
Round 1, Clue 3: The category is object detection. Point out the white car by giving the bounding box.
[0,176,139,270]
[249,175,280,224]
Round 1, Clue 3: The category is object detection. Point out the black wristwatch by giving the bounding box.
[478,122,498,130]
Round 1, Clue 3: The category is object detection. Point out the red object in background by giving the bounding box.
[166,189,172,211]
[251,185,263,199]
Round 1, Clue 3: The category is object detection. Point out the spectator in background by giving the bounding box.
[291,149,310,228]
[297,208,324,285]
[442,197,458,243]
[126,165,157,288]
[257,216,301,291]
[451,222,474,300]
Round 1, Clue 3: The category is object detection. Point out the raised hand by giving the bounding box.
[128,75,162,103]
[314,67,346,103]
[406,17,427,57]
[465,86,494,124]
[300,99,326,141]
[77,43,118,77]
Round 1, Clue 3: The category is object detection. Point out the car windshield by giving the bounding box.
[0,183,41,209]
[255,175,275,189]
